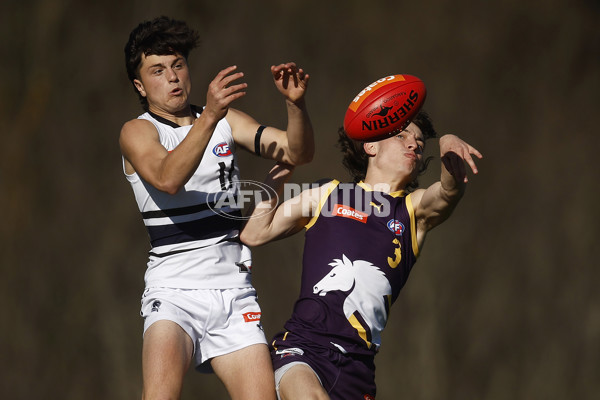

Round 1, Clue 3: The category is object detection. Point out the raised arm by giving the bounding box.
[240,163,325,246]
[412,134,483,245]
[230,62,314,166]
[119,66,247,194]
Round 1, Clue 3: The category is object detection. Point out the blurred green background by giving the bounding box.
[1,0,598,398]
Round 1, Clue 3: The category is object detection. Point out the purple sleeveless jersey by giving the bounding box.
[271,181,420,397]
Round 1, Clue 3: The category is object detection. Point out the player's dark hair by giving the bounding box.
[337,110,437,191]
[124,16,200,110]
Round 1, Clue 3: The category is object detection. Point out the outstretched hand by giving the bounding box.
[263,162,295,193]
[249,162,295,216]
[204,66,248,121]
[271,62,310,104]
[439,134,483,183]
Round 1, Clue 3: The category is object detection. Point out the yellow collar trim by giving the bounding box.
[357,181,406,198]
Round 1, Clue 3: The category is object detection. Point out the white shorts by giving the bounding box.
[141,286,267,372]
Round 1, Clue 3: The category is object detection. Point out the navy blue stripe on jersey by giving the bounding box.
[148,247,203,258]
[148,238,241,258]
[146,211,242,247]
[141,200,234,219]
[141,191,239,219]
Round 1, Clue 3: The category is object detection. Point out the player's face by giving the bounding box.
[134,53,192,115]
[370,123,425,181]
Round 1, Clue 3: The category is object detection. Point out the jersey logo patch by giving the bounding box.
[212,142,232,157]
[275,347,305,358]
[387,219,405,235]
[236,260,252,273]
[332,204,368,223]
[242,312,261,322]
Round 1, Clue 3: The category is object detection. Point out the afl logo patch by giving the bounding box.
[387,219,405,235]
[212,142,232,157]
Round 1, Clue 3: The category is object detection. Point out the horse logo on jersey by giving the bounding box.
[313,255,392,350]
[212,142,232,157]
[387,219,405,236]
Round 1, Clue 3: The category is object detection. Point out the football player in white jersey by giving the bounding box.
[120,17,314,400]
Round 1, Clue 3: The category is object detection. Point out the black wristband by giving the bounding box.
[254,125,266,156]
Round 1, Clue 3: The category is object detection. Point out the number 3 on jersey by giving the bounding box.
[387,238,401,268]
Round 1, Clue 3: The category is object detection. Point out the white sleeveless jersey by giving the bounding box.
[123,107,253,289]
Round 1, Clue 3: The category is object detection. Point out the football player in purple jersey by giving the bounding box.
[241,110,482,400]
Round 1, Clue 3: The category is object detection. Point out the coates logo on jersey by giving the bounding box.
[387,219,405,235]
[242,312,262,322]
[212,142,232,157]
[332,204,368,223]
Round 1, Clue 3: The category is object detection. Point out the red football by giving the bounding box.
[343,74,427,141]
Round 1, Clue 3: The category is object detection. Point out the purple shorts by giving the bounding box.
[271,344,376,399]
